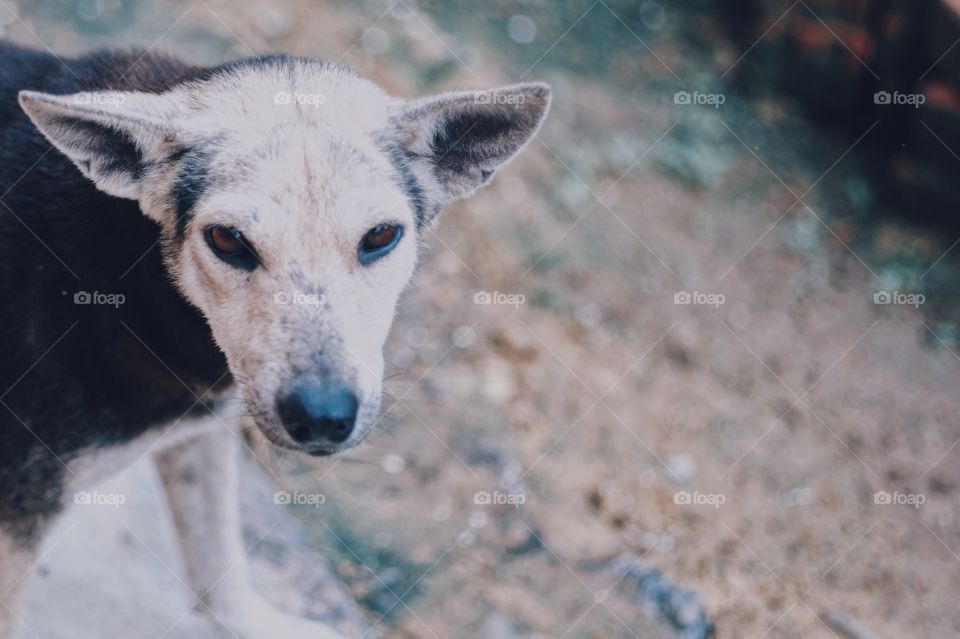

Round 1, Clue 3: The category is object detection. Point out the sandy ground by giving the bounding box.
[4,1,960,638]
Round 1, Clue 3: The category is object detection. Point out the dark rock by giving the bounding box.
[605,555,715,639]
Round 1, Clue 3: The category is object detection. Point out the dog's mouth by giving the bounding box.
[254,425,342,457]
[296,443,339,457]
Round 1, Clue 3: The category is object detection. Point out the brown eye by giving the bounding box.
[205,225,260,271]
[364,224,397,249]
[210,226,244,253]
[359,223,403,265]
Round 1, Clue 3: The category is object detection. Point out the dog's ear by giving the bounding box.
[18,90,185,201]
[396,82,550,221]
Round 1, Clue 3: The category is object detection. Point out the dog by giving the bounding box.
[0,40,549,638]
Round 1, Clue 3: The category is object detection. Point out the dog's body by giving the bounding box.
[0,40,548,638]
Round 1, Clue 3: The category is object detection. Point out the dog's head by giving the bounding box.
[19,56,549,455]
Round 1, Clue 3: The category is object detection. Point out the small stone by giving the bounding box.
[507,15,537,44]
[665,454,697,484]
[483,360,517,402]
[380,454,405,475]
[640,2,666,30]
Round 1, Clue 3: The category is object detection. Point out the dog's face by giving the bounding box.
[19,57,549,455]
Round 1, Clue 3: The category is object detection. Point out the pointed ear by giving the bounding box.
[396,82,550,213]
[18,90,183,201]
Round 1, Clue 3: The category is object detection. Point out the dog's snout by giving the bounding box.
[278,382,358,450]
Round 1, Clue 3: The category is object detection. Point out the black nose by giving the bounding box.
[278,382,359,449]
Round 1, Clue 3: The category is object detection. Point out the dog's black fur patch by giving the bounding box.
[0,42,238,539]
[171,144,213,238]
[379,140,434,228]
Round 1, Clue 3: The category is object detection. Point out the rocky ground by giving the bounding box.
[4,0,960,637]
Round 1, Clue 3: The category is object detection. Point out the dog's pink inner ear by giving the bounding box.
[399,82,551,203]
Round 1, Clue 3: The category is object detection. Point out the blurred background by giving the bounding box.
[3,0,960,637]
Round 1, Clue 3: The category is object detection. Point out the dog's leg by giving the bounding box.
[0,529,36,639]
[154,421,346,639]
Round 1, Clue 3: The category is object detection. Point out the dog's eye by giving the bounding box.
[358,223,403,265]
[205,225,260,271]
